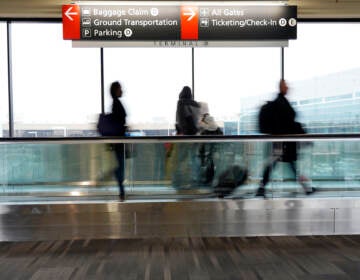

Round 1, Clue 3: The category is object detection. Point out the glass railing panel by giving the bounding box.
[0,137,359,201]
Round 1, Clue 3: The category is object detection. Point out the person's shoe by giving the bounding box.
[255,187,265,198]
[119,193,125,201]
[305,187,317,195]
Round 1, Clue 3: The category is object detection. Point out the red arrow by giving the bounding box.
[62,5,80,40]
[183,7,196,21]
[65,6,78,21]
[181,6,199,40]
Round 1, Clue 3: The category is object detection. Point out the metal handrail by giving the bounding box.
[0,134,359,144]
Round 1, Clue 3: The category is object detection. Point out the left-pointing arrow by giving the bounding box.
[62,5,81,39]
[65,6,78,21]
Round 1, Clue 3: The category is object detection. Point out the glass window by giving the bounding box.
[104,48,192,136]
[194,48,281,135]
[0,22,9,137]
[285,23,360,134]
[11,23,101,137]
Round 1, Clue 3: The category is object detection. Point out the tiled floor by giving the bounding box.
[1,236,360,279]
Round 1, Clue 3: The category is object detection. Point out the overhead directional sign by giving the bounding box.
[62,3,297,41]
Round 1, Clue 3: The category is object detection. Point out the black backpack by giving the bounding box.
[258,101,276,134]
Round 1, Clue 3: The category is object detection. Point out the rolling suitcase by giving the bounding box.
[214,165,248,198]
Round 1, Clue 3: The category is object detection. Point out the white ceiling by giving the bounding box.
[0,0,360,19]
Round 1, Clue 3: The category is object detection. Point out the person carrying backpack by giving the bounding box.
[197,102,223,185]
[198,102,223,136]
[256,79,316,197]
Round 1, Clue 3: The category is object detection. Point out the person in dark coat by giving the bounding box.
[256,79,316,197]
[175,86,200,135]
[172,86,200,187]
[110,81,127,200]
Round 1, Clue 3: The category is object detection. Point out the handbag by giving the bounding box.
[97,113,125,136]
[292,122,313,148]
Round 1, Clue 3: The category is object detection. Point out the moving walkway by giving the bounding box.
[0,135,359,240]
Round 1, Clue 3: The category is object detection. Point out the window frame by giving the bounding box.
[1,18,359,138]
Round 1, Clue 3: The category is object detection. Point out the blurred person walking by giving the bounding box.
[175,86,200,135]
[172,86,200,187]
[198,102,223,136]
[197,102,223,185]
[256,79,316,197]
[110,81,127,200]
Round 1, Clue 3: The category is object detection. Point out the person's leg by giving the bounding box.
[288,161,297,178]
[289,161,316,194]
[256,158,278,196]
[114,144,125,198]
[198,143,206,165]
[190,143,201,186]
[172,143,187,187]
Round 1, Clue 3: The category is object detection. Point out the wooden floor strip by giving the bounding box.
[0,236,359,279]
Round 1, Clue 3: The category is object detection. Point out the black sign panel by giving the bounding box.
[80,5,180,40]
[198,6,297,40]
[63,3,297,41]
